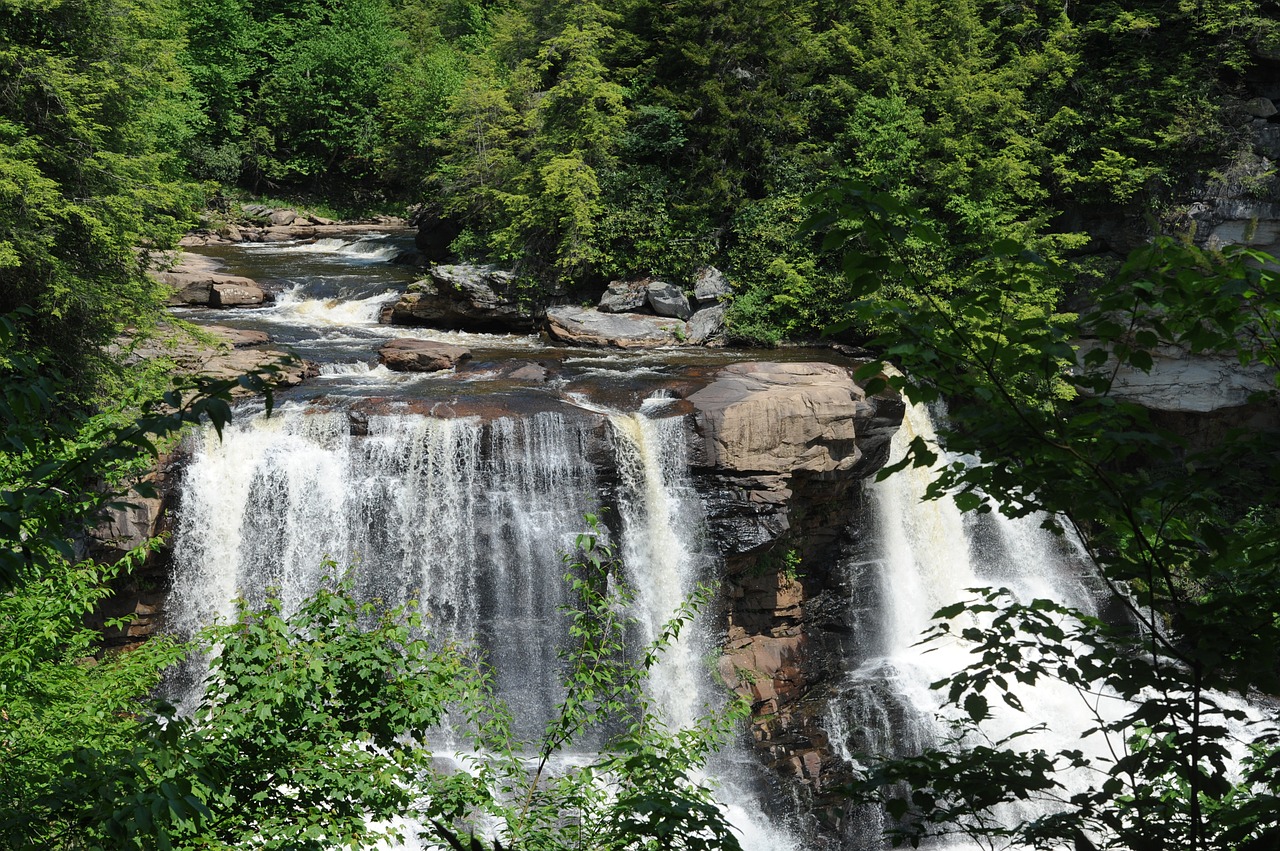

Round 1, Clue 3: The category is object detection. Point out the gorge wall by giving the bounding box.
[90,356,905,814]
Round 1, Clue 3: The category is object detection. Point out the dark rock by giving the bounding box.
[544,306,685,348]
[378,338,472,372]
[599,279,649,313]
[646,279,692,319]
[386,264,533,332]
[414,214,463,259]
[693,266,732,306]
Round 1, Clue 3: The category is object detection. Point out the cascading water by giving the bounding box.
[167,393,797,848]
[830,401,1109,848]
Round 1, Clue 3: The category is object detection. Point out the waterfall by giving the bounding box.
[167,398,795,849]
[831,401,1108,847]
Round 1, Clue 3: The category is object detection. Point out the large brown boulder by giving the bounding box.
[153,254,267,308]
[690,362,869,475]
[377,338,472,372]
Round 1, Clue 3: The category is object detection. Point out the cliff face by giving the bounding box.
[686,362,905,797]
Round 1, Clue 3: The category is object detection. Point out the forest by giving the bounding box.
[3,0,1280,847]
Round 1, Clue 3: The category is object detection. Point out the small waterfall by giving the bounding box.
[832,401,1106,847]
[609,410,707,728]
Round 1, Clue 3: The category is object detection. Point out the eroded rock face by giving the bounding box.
[385,264,533,332]
[688,361,904,802]
[378,338,471,372]
[1077,341,1277,413]
[545,306,685,347]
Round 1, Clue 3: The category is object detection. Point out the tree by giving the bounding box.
[0,0,201,386]
[810,180,1280,849]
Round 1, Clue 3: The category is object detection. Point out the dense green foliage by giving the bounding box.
[0,0,203,384]
[813,181,1280,849]
[164,0,1280,340]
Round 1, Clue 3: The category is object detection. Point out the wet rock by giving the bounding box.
[544,306,684,348]
[378,338,472,372]
[598,279,649,313]
[646,279,692,319]
[386,264,533,332]
[507,362,551,382]
[685,361,904,799]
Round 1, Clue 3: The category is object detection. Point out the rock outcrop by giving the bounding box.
[153,254,267,307]
[121,324,317,390]
[385,264,534,332]
[688,361,904,799]
[378,338,472,372]
[1078,341,1277,413]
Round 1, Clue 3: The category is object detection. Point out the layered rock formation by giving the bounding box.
[152,253,267,307]
[378,338,472,372]
[687,362,904,794]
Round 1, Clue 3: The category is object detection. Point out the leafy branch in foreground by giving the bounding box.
[809,180,1280,850]
[15,523,745,850]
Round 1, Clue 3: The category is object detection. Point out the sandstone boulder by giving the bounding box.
[544,306,684,348]
[158,268,266,308]
[385,264,532,332]
[689,362,866,474]
[378,338,472,372]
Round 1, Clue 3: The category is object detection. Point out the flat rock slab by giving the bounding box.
[544,306,685,348]
[378,338,472,372]
[204,325,271,347]
[153,257,266,307]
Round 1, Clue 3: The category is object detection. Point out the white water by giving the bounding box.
[832,401,1112,847]
[168,398,795,850]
